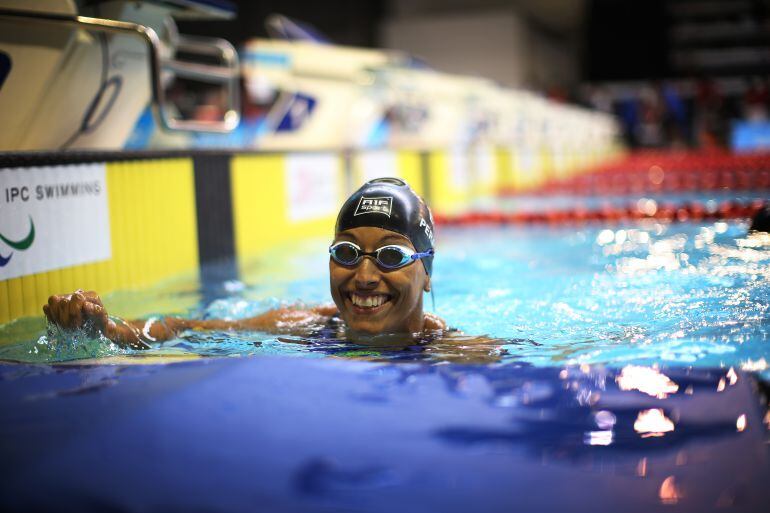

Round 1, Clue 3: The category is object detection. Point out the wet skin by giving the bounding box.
[42,287,502,363]
[43,227,445,347]
[330,227,431,336]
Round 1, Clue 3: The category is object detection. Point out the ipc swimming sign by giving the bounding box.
[0,164,111,280]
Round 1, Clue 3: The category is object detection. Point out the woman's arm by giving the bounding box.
[44,290,337,349]
[163,305,336,334]
[44,290,152,349]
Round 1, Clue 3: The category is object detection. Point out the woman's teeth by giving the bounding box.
[350,293,389,308]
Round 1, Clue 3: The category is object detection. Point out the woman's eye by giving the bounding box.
[379,248,405,266]
[335,245,358,262]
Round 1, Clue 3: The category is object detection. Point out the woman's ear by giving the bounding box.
[423,276,431,293]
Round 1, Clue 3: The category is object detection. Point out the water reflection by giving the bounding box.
[736,413,747,432]
[634,408,675,437]
[583,430,613,446]
[1,358,768,511]
[636,457,647,477]
[422,364,753,459]
[659,476,684,505]
[616,365,679,398]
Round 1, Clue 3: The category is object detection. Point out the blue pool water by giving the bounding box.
[1,219,769,512]
[1,357,768,512]
[3,219,768,379]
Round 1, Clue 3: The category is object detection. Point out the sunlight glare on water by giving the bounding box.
[434,221,769,375]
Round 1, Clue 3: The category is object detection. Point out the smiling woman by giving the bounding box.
[42,178,446,348]
[330,225,433,335]
[329,177,439,335]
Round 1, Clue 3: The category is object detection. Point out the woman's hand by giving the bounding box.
[43,290,148,349]
[44,290,109,332]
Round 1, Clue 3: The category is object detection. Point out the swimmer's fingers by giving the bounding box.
[82,290,104,307]
[44,290,124,343]
[68,291,87,328]
[44,291,105,331]
[44,293,69,328]
[73,292,112,336]
[82,301,109,331]
[45,296,59,325]
[81,300,104,318]
[43,304,52,324]
[55,296,72,328]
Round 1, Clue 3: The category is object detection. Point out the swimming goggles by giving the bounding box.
[329,241,434,270]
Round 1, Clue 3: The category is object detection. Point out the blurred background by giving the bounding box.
[172,0,770,152]
[2,0,768,153]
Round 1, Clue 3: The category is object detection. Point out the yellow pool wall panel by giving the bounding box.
[396,151,424,196]
[231,153,346,270]
[0,158,199,324]
[104,159,199,290]
[0,278,9,323]
[426,150,472,216]
[496,148,515,191]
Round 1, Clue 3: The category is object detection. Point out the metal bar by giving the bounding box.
[164,59,238,81]
[0,8,239,134]
[176,34,237,60]
[169,34,240,132]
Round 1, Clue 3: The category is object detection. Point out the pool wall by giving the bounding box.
[0,156,199,324]
[0,144,619,324]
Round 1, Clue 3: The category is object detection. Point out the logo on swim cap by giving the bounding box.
[419,217,434,244]
[354,196,393,217]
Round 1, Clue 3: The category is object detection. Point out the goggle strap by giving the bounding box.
[410,248,435,261]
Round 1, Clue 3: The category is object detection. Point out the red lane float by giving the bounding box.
[434,200,767,227]
[500,150,770,197]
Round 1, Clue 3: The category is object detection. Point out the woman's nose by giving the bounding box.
[354,256,380,289]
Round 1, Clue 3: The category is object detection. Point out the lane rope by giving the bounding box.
[434,199,767,226]
[500,151,770,197]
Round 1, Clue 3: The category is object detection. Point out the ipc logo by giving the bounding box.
[0,216,35,267]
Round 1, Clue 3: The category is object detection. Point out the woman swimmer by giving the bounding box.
[43,178,448,349]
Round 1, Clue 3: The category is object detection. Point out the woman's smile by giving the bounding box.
[348,292,393,312]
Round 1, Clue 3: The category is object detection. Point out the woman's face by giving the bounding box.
[329,226,430,335]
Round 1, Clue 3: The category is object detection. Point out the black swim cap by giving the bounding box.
[335,177,435,276]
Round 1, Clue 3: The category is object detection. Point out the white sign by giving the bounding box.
[359,151,398,182]
[475,146,495,184]
[450,148,470,189]
[517,143,535,173]
[285,153,340,222]
[0,164,111,280]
